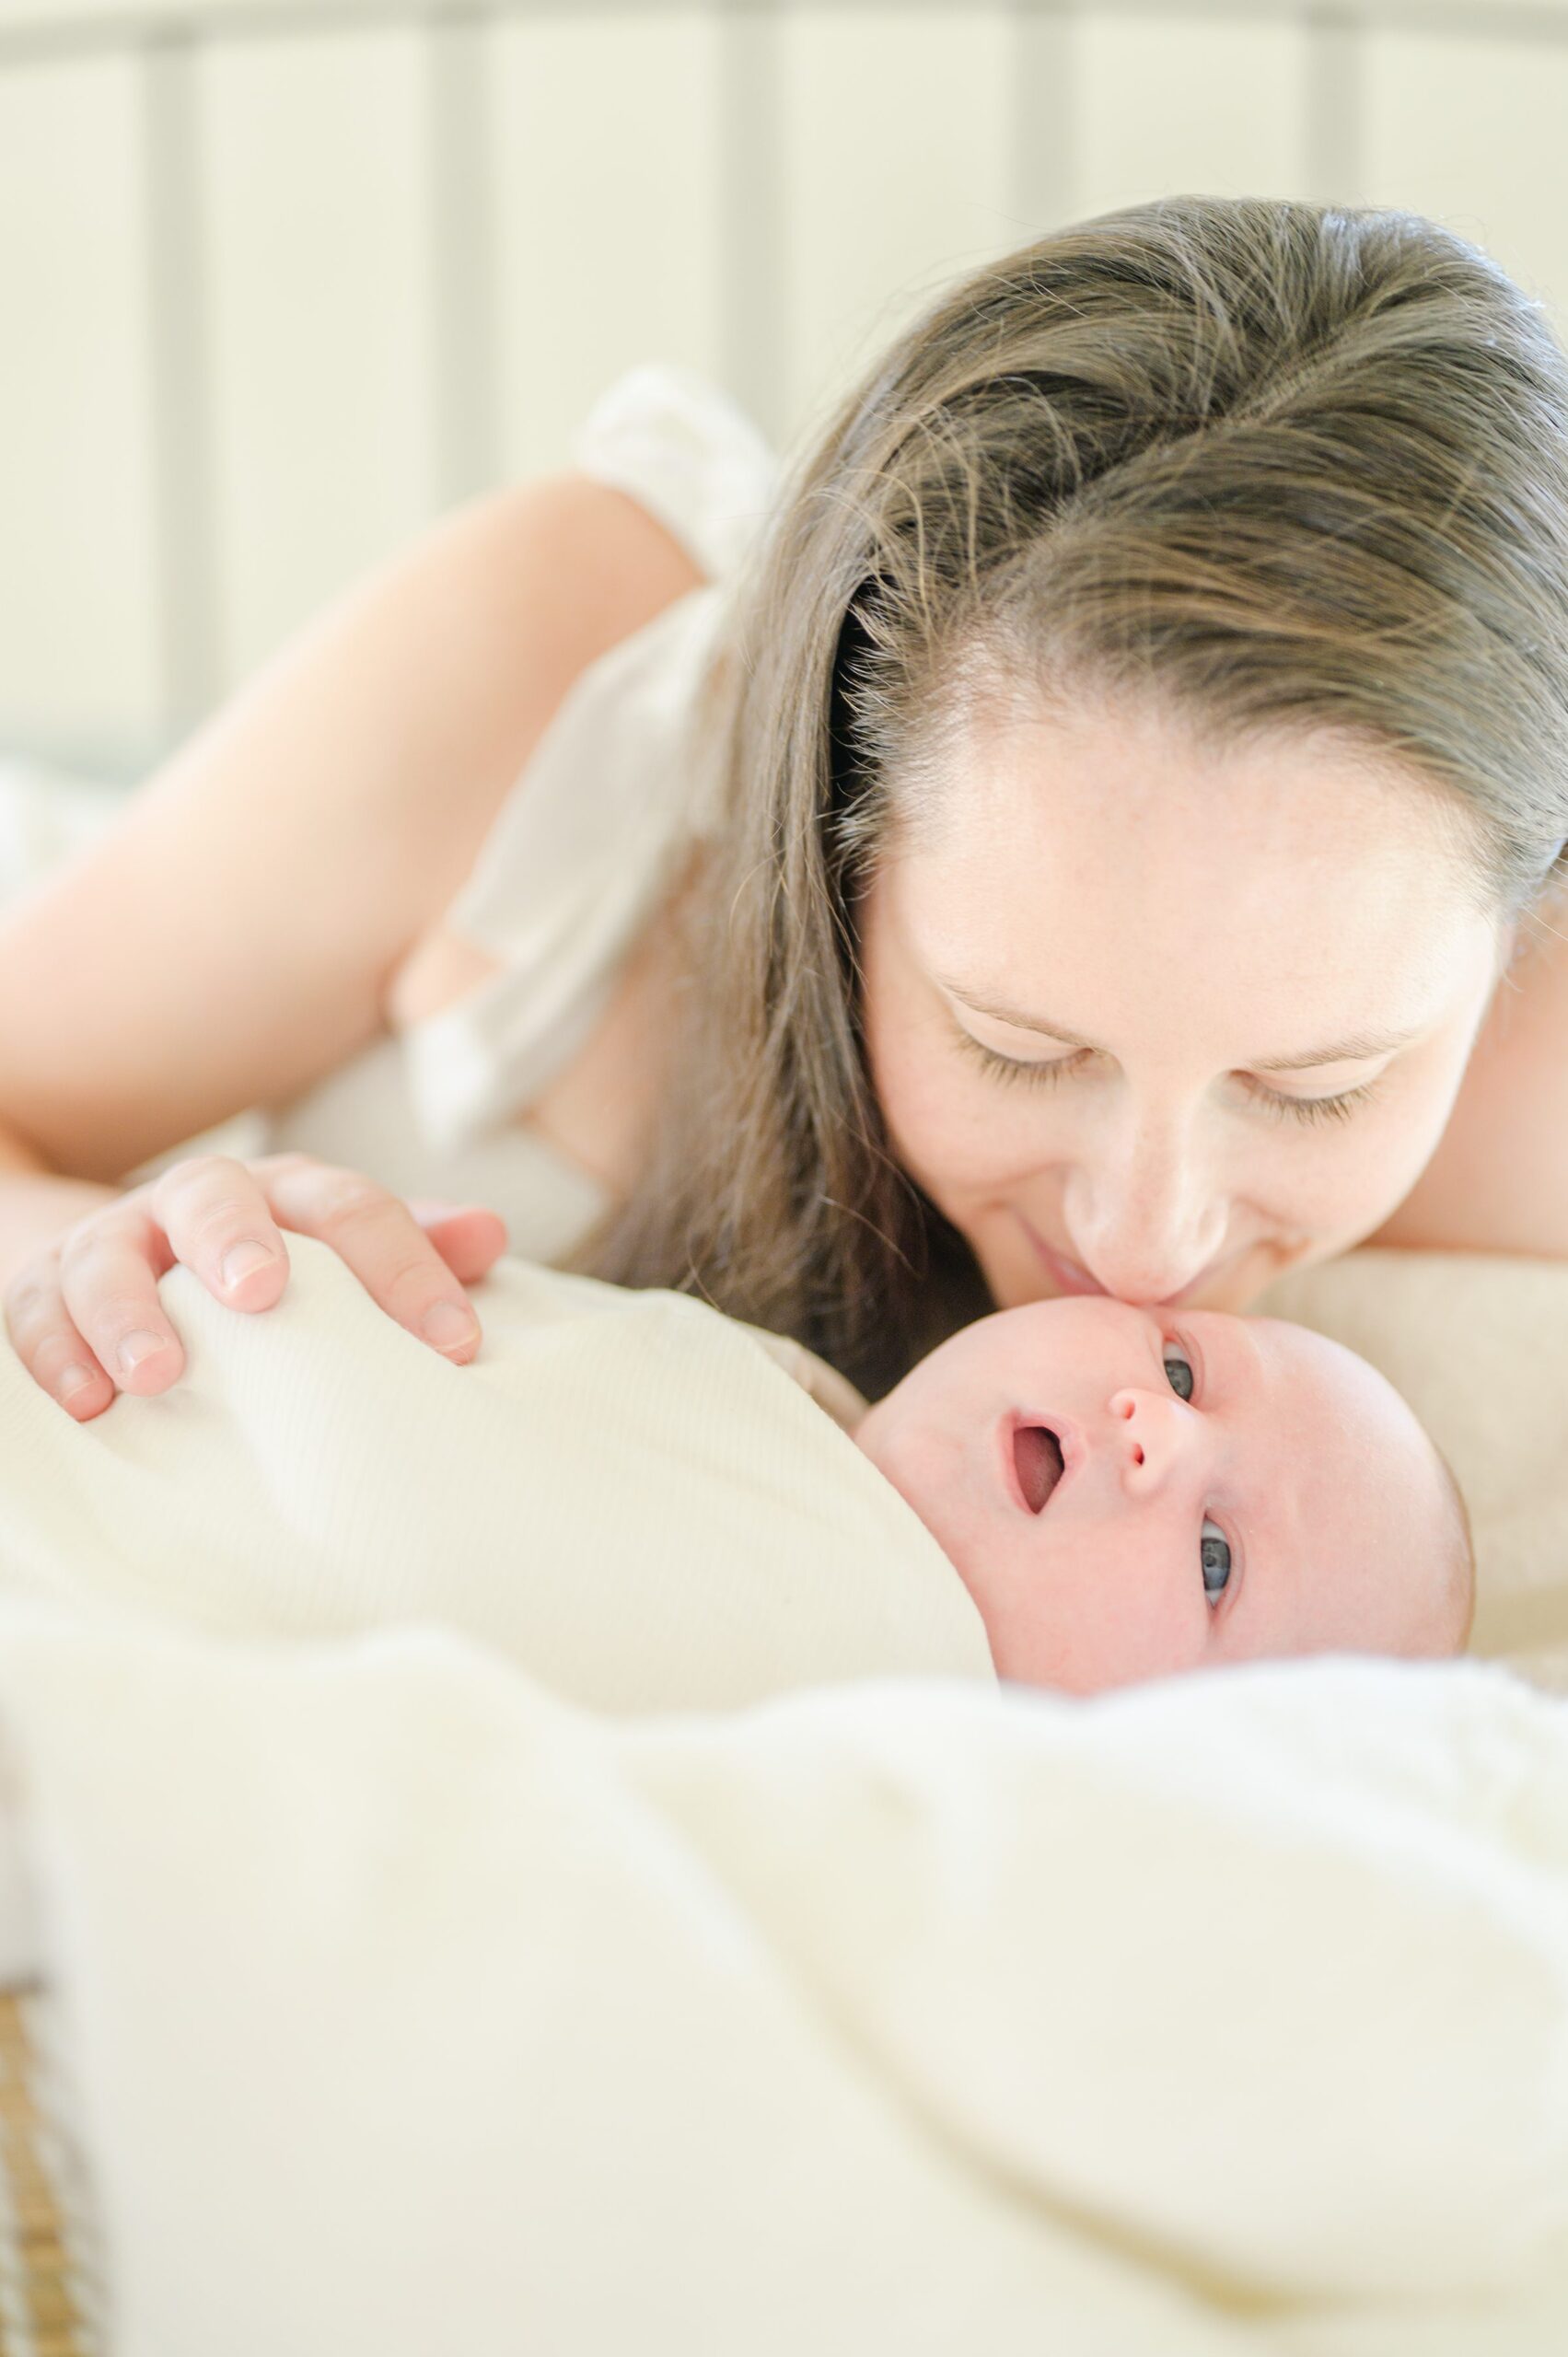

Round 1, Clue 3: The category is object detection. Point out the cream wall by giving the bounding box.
[1,0,1567,770]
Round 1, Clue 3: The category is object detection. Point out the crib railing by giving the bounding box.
[2,0,1567,768]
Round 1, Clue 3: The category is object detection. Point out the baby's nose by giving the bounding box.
[1107,1387,1205,1491]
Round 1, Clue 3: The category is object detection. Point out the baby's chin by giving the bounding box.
[983,1609,1193,1699]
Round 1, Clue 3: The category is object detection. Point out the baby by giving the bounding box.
[850,1291,1474,1695]
[0,1243,1472,1709]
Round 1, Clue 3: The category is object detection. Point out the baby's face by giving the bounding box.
[854,1296,1469,1694]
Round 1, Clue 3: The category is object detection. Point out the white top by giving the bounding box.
[130,364,782,1264]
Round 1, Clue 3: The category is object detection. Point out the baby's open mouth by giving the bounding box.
[1013,1423,1065,1515]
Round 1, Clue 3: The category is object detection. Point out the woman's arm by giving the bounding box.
[0,468,703,1184]
[0,1118,116,1287]
[0,467,705,1404]
[1371,891,1568,1258]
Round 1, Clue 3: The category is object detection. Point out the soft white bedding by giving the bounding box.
[0,1236,1563,2349]
[0,1616,1566,2353]
[0,753,122,908]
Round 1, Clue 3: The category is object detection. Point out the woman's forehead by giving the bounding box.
[918,695,1474,892]
[883,709,1492,1045]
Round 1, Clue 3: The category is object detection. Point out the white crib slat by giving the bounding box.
[1072,11,1312,224]
[0,55,159,769]
[491,10,726,488]
[197,26,440,697]
[1362,27,1568,339]
[775,5,1013,441]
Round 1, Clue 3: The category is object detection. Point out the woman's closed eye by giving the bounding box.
[953,1025,1384,1127]
[952,1030,1086,1090]
[1239,1073,1384,1128]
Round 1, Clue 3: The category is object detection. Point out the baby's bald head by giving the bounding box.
[1421,1438,1477,1658]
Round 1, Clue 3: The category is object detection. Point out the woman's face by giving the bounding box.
[857,692,1504,1314]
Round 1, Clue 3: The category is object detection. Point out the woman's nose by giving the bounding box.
[1063,1126,1228,1304]
[1107,1387,1210,1492]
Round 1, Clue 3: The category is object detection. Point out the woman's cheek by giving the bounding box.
[872,1016,1043,1200]
[1287,1067,1464,1240]
[864,1008,959,1181]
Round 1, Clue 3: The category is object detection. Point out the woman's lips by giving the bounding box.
[1029,1236,1109,1297]
[1020,1219,1234,1310]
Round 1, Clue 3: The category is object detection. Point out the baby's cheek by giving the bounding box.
[854,1405,971,1559]
[1028,1527,1205,1694]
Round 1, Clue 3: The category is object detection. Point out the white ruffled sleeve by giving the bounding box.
[400,365,779,1158]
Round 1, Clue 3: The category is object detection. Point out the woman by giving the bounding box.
[3,194,1567,1410]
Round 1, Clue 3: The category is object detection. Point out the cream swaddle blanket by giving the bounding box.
[0,1241,1563,2352]
[0,1239,992,1710]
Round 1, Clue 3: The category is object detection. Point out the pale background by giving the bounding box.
[1,0,1566,773]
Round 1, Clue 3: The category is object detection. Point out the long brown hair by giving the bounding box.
[578,196,1568,1396]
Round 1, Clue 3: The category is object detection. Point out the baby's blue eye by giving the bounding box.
[1201,1518,1232,1603]
[1163,1348,1195,1401]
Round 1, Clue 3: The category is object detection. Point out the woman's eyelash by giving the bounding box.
[1241,1075,1383,1127]
[951,1033,1086,1089]
[954,1028,1383,1126]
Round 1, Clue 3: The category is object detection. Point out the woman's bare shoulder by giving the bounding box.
[1371,888,1568,1260]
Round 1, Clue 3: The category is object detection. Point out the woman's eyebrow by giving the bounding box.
[940,980,1419,1069]
[1249,1028,1421,1072]
[937,982,1098,1047]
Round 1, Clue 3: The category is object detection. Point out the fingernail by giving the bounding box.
[222,1241,275,1289]
[422,1301,477,1352]
[56,1364,97,1402]
[117,1330,168,1375]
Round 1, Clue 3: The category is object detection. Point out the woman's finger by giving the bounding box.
[2,1253,118,1419]
[257,1158,484,1361]
[148,1155,293,1312]
[406,1201,510,1286]
[52,1156,292,1401]
[53,1203,191,1397]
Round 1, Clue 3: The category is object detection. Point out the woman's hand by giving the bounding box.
[2,1152,509,1421]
